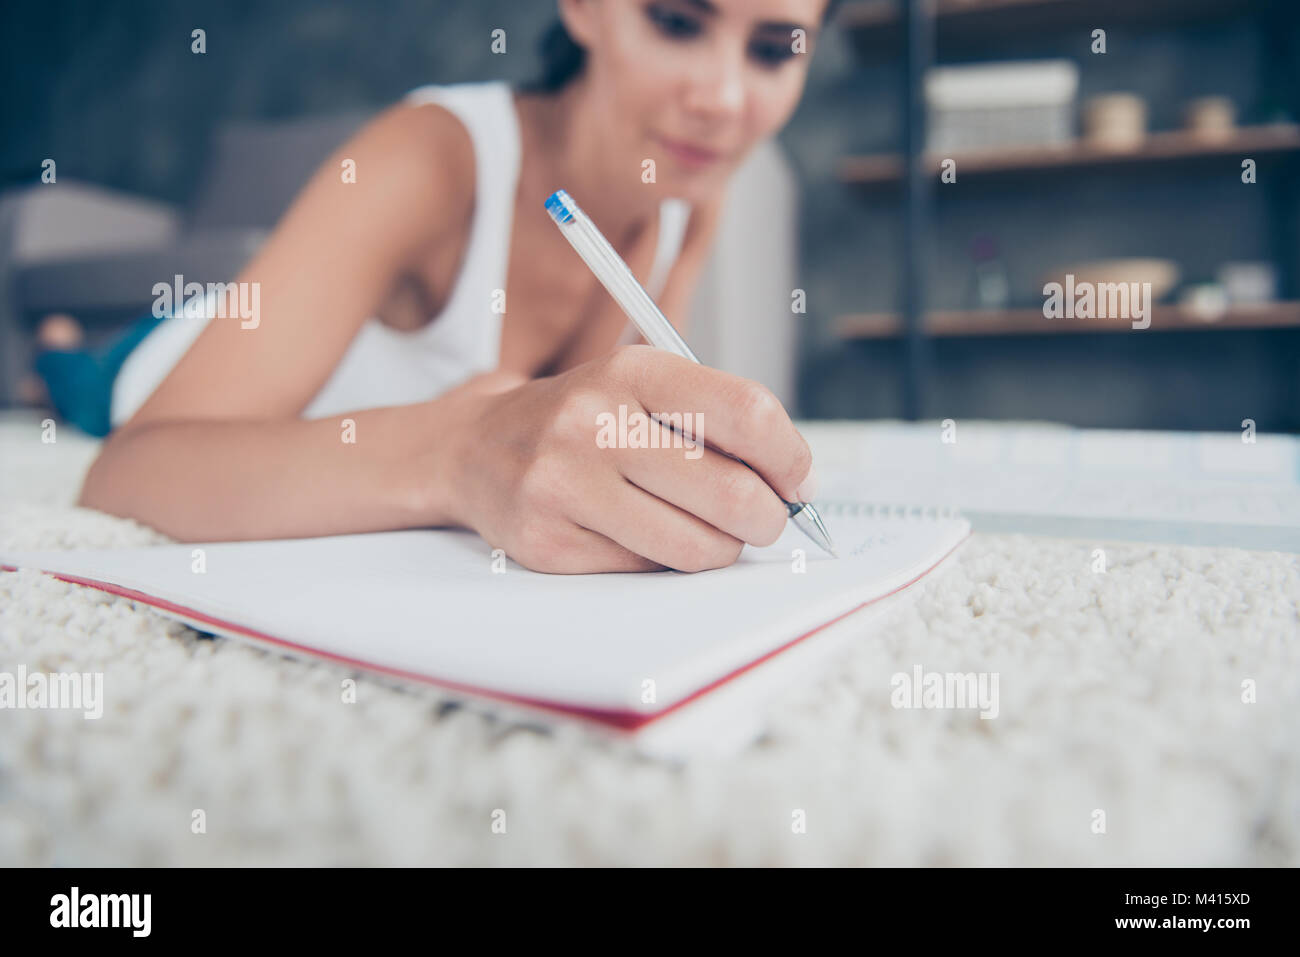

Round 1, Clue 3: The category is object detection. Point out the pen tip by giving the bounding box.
[790,502,837,558]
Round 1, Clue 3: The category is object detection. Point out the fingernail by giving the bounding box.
[795,465,818,503]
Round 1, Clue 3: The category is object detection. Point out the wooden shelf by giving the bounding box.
[835,301,1300,339]
[838,124,1300,185]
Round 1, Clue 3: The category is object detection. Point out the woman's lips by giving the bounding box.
[656,134,723,169]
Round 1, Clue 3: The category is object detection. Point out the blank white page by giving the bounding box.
[0,503,969,724]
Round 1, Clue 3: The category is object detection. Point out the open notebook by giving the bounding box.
[1,503,970,758]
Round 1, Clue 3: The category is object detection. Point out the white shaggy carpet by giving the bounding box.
[1,411,1297,866]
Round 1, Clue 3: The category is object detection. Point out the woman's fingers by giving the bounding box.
[612,416,788,547]
[457,349,818,574]
[568,473,746,573]
[606,346,814,502]
[516,522,666,574]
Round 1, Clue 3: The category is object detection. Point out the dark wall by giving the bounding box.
[3,0,557,204]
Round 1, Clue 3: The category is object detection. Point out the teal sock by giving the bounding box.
[33,349,114,437]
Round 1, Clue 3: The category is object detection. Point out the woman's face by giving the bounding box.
[563,0,830,203]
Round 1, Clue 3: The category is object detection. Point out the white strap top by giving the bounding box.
[110,80,693,427]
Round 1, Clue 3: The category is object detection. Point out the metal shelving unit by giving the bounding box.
[832,0,1300,421]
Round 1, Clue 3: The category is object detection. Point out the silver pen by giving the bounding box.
[544,188,836,558]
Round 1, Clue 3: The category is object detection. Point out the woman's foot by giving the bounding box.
[37,313,85,350]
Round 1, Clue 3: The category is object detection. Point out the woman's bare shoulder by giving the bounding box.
[339,97,478,242]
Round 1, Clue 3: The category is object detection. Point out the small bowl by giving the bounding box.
[1041,259,1180,302]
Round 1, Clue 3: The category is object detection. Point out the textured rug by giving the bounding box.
[1,412,1297,865]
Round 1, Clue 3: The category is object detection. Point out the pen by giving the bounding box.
[544,188,837,558]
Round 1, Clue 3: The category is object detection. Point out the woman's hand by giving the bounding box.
[436,345,816,573]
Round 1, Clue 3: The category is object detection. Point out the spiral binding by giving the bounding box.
[815,501,965,522]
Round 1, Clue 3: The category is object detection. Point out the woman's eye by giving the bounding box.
[646,5,701,39]
[750,39,797,67]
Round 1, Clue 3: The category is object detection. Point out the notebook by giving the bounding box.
[814,422,1300,551]
[1,502,970,758]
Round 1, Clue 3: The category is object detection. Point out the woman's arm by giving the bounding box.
[77,369,523,541]
[78,101,479,540]
[81,398,447,541]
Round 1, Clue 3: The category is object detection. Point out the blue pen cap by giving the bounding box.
[544,189,575,224]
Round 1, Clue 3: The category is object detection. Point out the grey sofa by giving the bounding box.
[0,111,370,404]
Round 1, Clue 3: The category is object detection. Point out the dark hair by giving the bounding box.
[523,0,845,94]
[523,19,588,93]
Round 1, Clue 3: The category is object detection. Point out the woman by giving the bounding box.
[45,0,839,573]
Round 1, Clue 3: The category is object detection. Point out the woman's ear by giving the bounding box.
[557,0,599,50]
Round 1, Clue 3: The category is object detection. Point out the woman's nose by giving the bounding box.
[682,45,746,119]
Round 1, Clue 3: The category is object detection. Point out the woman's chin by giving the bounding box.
[656,168,729,205]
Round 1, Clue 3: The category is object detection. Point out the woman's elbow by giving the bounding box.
[76,427,137,513]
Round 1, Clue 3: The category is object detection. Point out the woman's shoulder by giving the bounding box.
[396,80,514,175]
[337,89,480,237]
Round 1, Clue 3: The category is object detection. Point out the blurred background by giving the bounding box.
[2,0,1298,431]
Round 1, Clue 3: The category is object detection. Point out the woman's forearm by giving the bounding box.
[77,399,456,542]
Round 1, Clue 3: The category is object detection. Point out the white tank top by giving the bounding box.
[110,80,693,427]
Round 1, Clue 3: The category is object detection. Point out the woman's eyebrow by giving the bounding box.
[679,0,813,35]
